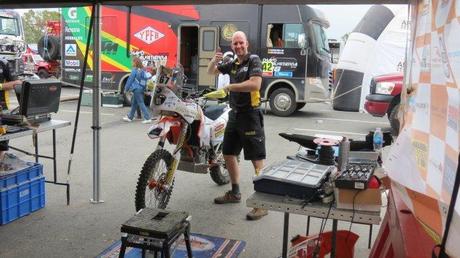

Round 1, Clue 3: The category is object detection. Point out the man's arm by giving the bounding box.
[0,80,22,91]
[224,76,262,93]
[207,50,223,75]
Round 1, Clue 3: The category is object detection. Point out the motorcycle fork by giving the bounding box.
[165,122,189,184]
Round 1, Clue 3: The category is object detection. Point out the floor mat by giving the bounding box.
[97,232,246,258]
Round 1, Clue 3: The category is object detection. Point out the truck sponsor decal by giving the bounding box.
[268,49,284,55]
[65,60,80,67]
[262,58,275,76]
[134,26,165,44]
[274,71,293,77]
[65,44,77,56]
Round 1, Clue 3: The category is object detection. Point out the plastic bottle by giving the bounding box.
[373,128,384,151]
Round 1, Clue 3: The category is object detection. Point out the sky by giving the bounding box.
[313,4,408,40]
[14,5,407,41]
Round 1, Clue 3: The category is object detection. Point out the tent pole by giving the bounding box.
[91,3,103,204]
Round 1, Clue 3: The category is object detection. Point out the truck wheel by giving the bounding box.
[296,103,306,111]
[269,88,296,116]
[389,104,400,137]
[120,81,133,106]
[37,69,50,79]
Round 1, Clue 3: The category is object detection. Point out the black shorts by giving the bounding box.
[222,109,265,160]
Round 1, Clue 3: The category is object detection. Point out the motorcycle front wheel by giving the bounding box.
[135,149,175,211]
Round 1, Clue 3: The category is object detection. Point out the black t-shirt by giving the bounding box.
[217,53,263,111]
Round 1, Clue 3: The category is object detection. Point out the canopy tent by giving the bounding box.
[1,0,409,8]
[1,0,458,257]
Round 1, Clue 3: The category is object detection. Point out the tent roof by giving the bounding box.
[1,0,408,9]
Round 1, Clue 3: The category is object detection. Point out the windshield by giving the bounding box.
[312,23,329,55]
[33,54,44,62]
[0,16,20,36]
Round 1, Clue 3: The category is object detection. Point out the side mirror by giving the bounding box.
[298,33,306,49]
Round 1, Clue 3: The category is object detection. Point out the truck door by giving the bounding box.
[198,26,219,88]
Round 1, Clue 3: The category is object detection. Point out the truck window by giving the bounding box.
[202,31,215,51]
[312,23,329,55]
[267,23,303,48]
[0,16,19,36]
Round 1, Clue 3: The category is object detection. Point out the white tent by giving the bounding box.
[333,5,409,112]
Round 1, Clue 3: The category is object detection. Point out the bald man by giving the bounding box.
[207,31,268,220]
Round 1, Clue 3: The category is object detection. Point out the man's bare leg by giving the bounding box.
[214,155,241,204]
[247,159,268,220]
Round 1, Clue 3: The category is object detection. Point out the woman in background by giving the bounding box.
[123,57,152,124]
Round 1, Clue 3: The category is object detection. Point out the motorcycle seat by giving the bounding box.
[204,104,227,121]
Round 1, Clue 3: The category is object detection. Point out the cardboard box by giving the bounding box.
[102,92,123,108]
[81,90,93,107]
[334,187,382,212]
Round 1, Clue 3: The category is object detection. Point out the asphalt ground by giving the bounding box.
[0,87,390,257]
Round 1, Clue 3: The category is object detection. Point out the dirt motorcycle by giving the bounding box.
[135,65,231,211]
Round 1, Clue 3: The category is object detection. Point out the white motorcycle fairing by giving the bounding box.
[152,85,200,124]
[147,118,181,139]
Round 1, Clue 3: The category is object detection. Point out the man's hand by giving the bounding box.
[0,80,22,91]
[207,48,223,75]
[11,80,22,88]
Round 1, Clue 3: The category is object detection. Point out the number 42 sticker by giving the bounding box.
[262,60,274,76]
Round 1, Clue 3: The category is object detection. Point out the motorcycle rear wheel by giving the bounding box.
[135,149,175,211]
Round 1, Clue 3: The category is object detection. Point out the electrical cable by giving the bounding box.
[345,190,361,257]
[312,197,334,258]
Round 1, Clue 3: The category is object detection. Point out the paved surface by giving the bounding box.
[0,87,390,257]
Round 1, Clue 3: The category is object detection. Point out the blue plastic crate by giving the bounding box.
[0,163,43,189]
[0,176,46,225]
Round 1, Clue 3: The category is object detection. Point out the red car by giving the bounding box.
[364,73,403,136]
[23,52,60,79]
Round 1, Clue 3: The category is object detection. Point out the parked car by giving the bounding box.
[364,73,403,136]
[22,52,60,79]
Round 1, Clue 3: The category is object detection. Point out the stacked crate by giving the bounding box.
[0,155,45,225]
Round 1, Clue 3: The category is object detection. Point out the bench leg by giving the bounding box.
[119,236,128,258]
[184,224,193,258]
[306,216,311,235]
[368,224,373,249]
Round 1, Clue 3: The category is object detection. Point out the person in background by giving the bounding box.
[207,31,268,221]
[0,79,22,161]
[123,57,152,124]
[136,62,157,119]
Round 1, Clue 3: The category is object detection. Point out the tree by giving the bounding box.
[22,10,60,44]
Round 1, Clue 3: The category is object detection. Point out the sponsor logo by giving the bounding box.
[68,8,77,19]
[222,24,238,41]
[65,44,77,56]
[134,26,165,44]
[49,86,58,92]
[274,71,293,77]
[65,36,83,40]
[65,27,80,33]
[68,74,80,80]
[64,68,81,72]
[65,60,80,67]
[102,41,118,54]
[268,49,284,55]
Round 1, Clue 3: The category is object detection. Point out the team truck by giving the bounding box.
[0,9,26,82]
[61,5,331,116]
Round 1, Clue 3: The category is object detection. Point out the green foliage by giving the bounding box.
[21,10,60,44]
